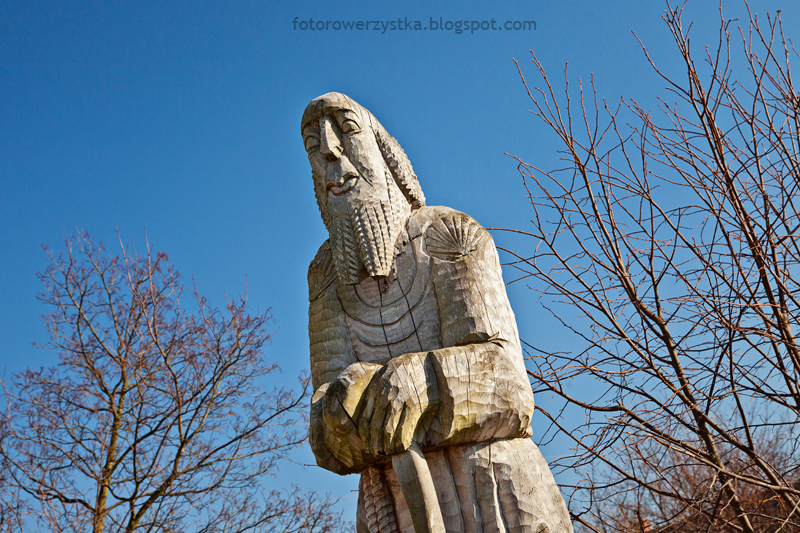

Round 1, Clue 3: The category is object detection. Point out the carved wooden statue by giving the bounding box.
[302,92,574,533]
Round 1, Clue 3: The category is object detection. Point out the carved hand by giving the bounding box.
[323,362,381,434]
[320,362,381,469]
[358,352,439,457]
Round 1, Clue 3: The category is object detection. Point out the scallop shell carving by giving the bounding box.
[425,213,486,261]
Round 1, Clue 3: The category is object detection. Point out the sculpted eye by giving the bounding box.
[341,119,361,135]
[305,136,320,153]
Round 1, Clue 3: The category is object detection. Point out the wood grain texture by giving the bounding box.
[392,442,446,533]
[307,207,572,532]
[302,88,571,533]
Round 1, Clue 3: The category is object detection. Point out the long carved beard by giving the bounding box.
[326,178,410,286]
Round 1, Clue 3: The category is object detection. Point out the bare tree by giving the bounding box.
[499,2,800,531]
[0,232,344,533]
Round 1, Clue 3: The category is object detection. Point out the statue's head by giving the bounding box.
[301,92,425,285]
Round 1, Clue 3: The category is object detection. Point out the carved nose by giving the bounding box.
[320,116,343,161]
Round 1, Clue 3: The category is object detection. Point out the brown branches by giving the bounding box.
[0,232,344,533]
[504,2,800,532]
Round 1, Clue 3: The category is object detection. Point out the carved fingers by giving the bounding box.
[321,362,382,469]
[358,352,439,456]
[317,354,440,464]
[323,362,381,435]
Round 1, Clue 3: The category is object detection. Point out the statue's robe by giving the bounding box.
[308,206,574,533]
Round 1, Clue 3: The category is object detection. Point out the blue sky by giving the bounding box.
[2,0,797,517]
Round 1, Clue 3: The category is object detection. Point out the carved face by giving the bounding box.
[302,93,412,285]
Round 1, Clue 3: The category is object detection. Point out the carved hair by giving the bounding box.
[372,123,426,210]
[313,171,331,231]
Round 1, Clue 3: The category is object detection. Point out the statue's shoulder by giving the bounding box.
[308,240,338,302]
[412,205,491,261]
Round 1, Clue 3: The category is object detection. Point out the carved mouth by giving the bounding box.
[327,176,358,195]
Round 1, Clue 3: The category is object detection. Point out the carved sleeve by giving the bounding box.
[308,243,360,474]
[420,212,534,448]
